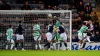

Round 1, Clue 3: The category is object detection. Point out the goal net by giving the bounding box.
[0,10,72,50]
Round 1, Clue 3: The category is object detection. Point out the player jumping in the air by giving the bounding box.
[44,19,59,50]
[55,18,61,50]
[57,23,68,50]
[6,25,14,50]
[78,22,88,50]
[44,21,53,50]
[33,21,42,50]
[53,17,68,50]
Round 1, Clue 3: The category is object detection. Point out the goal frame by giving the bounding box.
[0,10,72,50]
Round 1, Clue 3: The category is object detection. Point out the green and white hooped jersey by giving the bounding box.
[6,28,13,39]
[33,24,40,37]
[56,20,60,28]
[55,20,61,40]
[78,25,88,33]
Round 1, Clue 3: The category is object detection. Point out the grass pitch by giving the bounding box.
[0,50,100,56]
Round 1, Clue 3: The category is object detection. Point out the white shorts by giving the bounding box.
[78,32,87,40]
[7,38,14,43]
[34,36,41,41]
[60,32,67,41]
[46,32,52,41]
[16,34,24,40]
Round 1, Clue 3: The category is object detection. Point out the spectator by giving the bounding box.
[91,9,98,22]
[90,30,95,41]
[52,6,58,10]
[47,5,52,10]
[84,3,92,14]
[40,5,44,10]
[0,1,11,10]
[76,17,82,29]
[34,8,38,10]
[93,31,100,42]
[0,1,2,9]
[74,0,83,9]
[96,31,100,42]
[44,0,59,9]
[84,14,92,21]
[64,4,71,10]
[71,5,77,9]
[0,1,2,5]
[79,11,86,21]
[94,22,100,31]
[72,36,79,42]
[32,1,36,4]
[58,7,62,10]
[21,1,31,10]
[16,0,24,4]
[77,2,84,13]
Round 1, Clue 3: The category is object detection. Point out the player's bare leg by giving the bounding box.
[57,40,62,50]
[81,40,87,50]
[20,39,25,50]
[44,40,51,50]
[14,39,25,51]
[52,40,56,50]
[14,40,19,50]
[38,40,42,50]
[10,39,14,50]
[56,40,61,50]
[78,40,83,50]
[6,41,10,50]
[35,41,38,50]
[63,40,68,50]
[35,40,42,50]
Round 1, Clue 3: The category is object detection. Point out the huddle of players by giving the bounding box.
[32,19,93,50]
[44,19,68,50]
[5,18,92,50]
[5,18,68,50]
[32,18,68,50]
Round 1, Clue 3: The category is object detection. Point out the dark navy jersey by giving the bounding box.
[15,24,25,35]
[48,25,53,33]
[58,26,65,34]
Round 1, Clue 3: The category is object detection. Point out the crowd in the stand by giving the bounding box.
[0,0,96,10]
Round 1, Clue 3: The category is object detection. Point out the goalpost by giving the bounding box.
[0,10,72,50]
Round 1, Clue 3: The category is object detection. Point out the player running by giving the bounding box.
[6,25,14,50]
[78,22,88,50]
